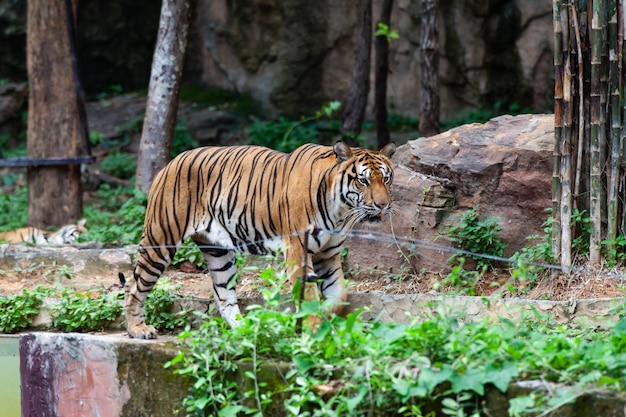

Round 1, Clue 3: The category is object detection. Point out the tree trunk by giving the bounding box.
[340,0,372,140]
[26,0,83,228]
[135,0,191,194]
[418,0,440,138]
[374,0,393,148]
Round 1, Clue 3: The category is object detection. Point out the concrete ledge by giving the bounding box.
[17,332,626,417]
[20,332,186,417]
[21,292,623,333]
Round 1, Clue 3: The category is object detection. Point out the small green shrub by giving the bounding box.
[171,119,199,158]
[100,151,137,179]
[247,101,341,152]
[0,287,50,333]
[145,278,195,332]
[247,116,320,152]
[0,179,27,231]
[446,207,507,270]
[172,238,206,269]
[84,188,147,245]
[602,234,626,268]
[49,288,122,332]
[435,259,484,296]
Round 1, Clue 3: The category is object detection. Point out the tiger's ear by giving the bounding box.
[77,218,87,228]
[334,141,353,163]
[379,141,396,158]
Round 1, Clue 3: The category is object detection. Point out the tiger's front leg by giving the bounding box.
[284,235,319,297]
[314,253,348,315]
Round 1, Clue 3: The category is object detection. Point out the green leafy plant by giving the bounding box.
[601,234,626,268]
[171,119,199,158]
[144,278,195,332]
[84,188,147,245]
[172,238,206,269]
[0,287,50,333]
[570,207,591,256]
[435,259,484,296]
[375,22,399,43]
[0,179,27,232]
[49,288,122,332]
[446,207,507,270]
[247,101,341,152]
[167,266,626,416]
[100,151,137,179]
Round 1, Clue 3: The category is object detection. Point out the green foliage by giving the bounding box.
[49,288,122,332]
[180,85,260,116]
[144,278,195,332]
[0,287,50,333]
[247,117,320,152]
[0,133,25,158]
[570,207,591,256]
[100,151,137,179]
[441,101,529,131]
[510,214,556,289]
[94,84,124,100]
[171,119,199,158]
[167,266,626,416]
[601,234,626,268]
[84,187,147,245]
[387,113,419,131]
[0,178,27,231]
[375,22,399,44]
[172,238,207,269]
[435,259,484,296]
[247,101,341,153]
[446,207,507,270]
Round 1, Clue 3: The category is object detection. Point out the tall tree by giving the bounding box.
[374,0,394,148]
[26,0,83,228]
[340,0,372,140]
[135,0,191,194]
[418,0,440,138]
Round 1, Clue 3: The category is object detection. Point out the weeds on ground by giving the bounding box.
[167,264,626,417]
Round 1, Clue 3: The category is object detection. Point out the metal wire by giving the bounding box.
[4,226,626,281]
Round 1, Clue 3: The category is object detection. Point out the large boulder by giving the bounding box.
[345,114,554,276]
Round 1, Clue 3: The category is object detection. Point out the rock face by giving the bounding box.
[190,0,554,118]
[345,114,554,275]
[0,0,553,119]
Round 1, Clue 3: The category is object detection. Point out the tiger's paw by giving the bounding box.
[127,323,159,339]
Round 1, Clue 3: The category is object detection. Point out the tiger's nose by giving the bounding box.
[372,202,391,214]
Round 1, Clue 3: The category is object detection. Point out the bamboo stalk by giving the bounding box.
[607,0,622,249]
[561,4,573,271]
[589,0,606,265]
[553,0,564,264]
[572,5,585,212]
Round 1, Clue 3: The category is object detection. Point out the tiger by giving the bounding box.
[0,218,87,245]
[123,141,396,339]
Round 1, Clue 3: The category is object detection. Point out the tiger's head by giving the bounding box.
[333,141,396,224]
[46,218,88,245]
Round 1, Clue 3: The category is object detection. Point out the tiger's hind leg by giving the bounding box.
[125,245,172,339]
[196,241,242,327]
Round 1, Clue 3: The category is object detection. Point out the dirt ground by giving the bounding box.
[2,248,626,302]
